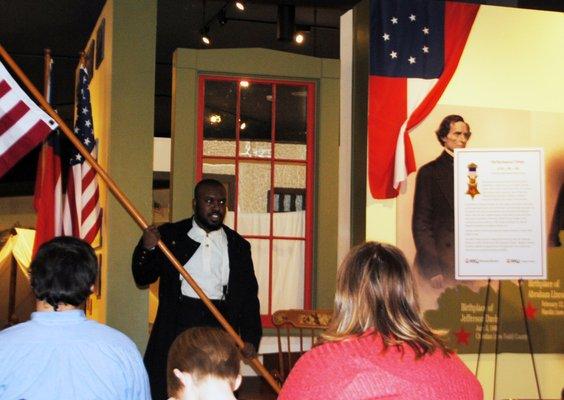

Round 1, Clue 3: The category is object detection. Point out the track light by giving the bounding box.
[277,5,295,42]
[200,27,211,45]
[235,1,245,11]
[217,9,228,26]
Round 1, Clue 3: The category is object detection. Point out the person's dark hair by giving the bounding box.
[435,114,468,145]
[194,178,224,199]
[322,242,450,358]
[30,236,97,311]
[167,327,241,397]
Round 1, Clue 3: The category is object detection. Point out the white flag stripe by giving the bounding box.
[54,177,63,236]
[81,175,98,204]
[0,85,21,112]
[393,78,438,189]
[0,110,49,152]
[63,166,83,236]
[81,207,101,238]
[0,62,55,126]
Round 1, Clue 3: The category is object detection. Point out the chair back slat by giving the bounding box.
[271,309,332,384]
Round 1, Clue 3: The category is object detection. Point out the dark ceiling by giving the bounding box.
[0,0,562,192]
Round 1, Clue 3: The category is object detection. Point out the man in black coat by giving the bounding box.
[132,179,261,400]
[412,115,471,289]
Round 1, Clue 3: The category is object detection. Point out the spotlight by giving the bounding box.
[294,32,304,44]
[200,27,211,45]
[235,1,245,11]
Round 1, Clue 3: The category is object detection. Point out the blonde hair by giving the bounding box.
[167,327,241,396]
[322,242,449,357]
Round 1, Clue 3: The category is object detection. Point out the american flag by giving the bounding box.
[367,0,478,198]
[63,66,101,244]
[0,60,57,178]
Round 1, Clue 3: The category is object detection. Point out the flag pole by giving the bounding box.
[43,49,51,99]
[0,44,281,394]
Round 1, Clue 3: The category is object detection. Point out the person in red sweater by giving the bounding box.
[278,242,483,400]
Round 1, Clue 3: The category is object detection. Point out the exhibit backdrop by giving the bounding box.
[395,5,563,354]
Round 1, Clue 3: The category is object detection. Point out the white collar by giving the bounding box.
[189,219,225,241]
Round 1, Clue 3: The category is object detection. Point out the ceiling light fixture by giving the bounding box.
[200,27,211,45]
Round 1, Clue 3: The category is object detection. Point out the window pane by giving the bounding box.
[203,80,237,156]
[248,238,270,315]
[239,83,272,157]
[272,163,306,237]
[274,85,307,161]
[237,161,271,236]
[272,239,304,311]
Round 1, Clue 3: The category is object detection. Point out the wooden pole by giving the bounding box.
[7,254,17,325]
[0,44,281,394]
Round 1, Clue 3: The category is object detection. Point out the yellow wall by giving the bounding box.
[366,5,564,399]
[0,196,34,231]
[86,0,157,350]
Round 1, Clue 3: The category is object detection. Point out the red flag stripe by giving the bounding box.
[0,101,30,135]
[82,166,96,187]
[82,213,101,244]
[81,191,99,221]
[0,80,10,97]
[0,120,53,175]
[64,169,81,237]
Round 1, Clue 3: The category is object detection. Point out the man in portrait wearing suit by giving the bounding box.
[412,115,471,289]
[132,178,261,400]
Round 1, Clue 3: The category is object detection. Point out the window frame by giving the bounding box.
[196,74,316,327]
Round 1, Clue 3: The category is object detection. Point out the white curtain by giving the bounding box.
[226,211,305,313]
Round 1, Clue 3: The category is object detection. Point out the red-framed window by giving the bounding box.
[196,75,315,327]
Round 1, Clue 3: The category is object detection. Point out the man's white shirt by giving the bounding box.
[181,222,230,299]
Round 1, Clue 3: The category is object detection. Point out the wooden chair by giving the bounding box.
[271,309,332,383]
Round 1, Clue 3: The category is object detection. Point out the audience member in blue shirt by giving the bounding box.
[0,236,150,400]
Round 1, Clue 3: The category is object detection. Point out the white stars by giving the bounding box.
[382,33,390,41]
[409,14,416,22]
[422,46,429,53]
[408,56,416,64]
[82,107,88,115]
[390,17,398,24]
[85,119,92,128]
[390,51,398,59]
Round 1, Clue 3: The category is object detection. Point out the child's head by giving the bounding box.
[167,327,242,399]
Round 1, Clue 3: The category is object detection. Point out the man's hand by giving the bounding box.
[430,273,445,289]
[142,225,160,250]
[241,342,257,359]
